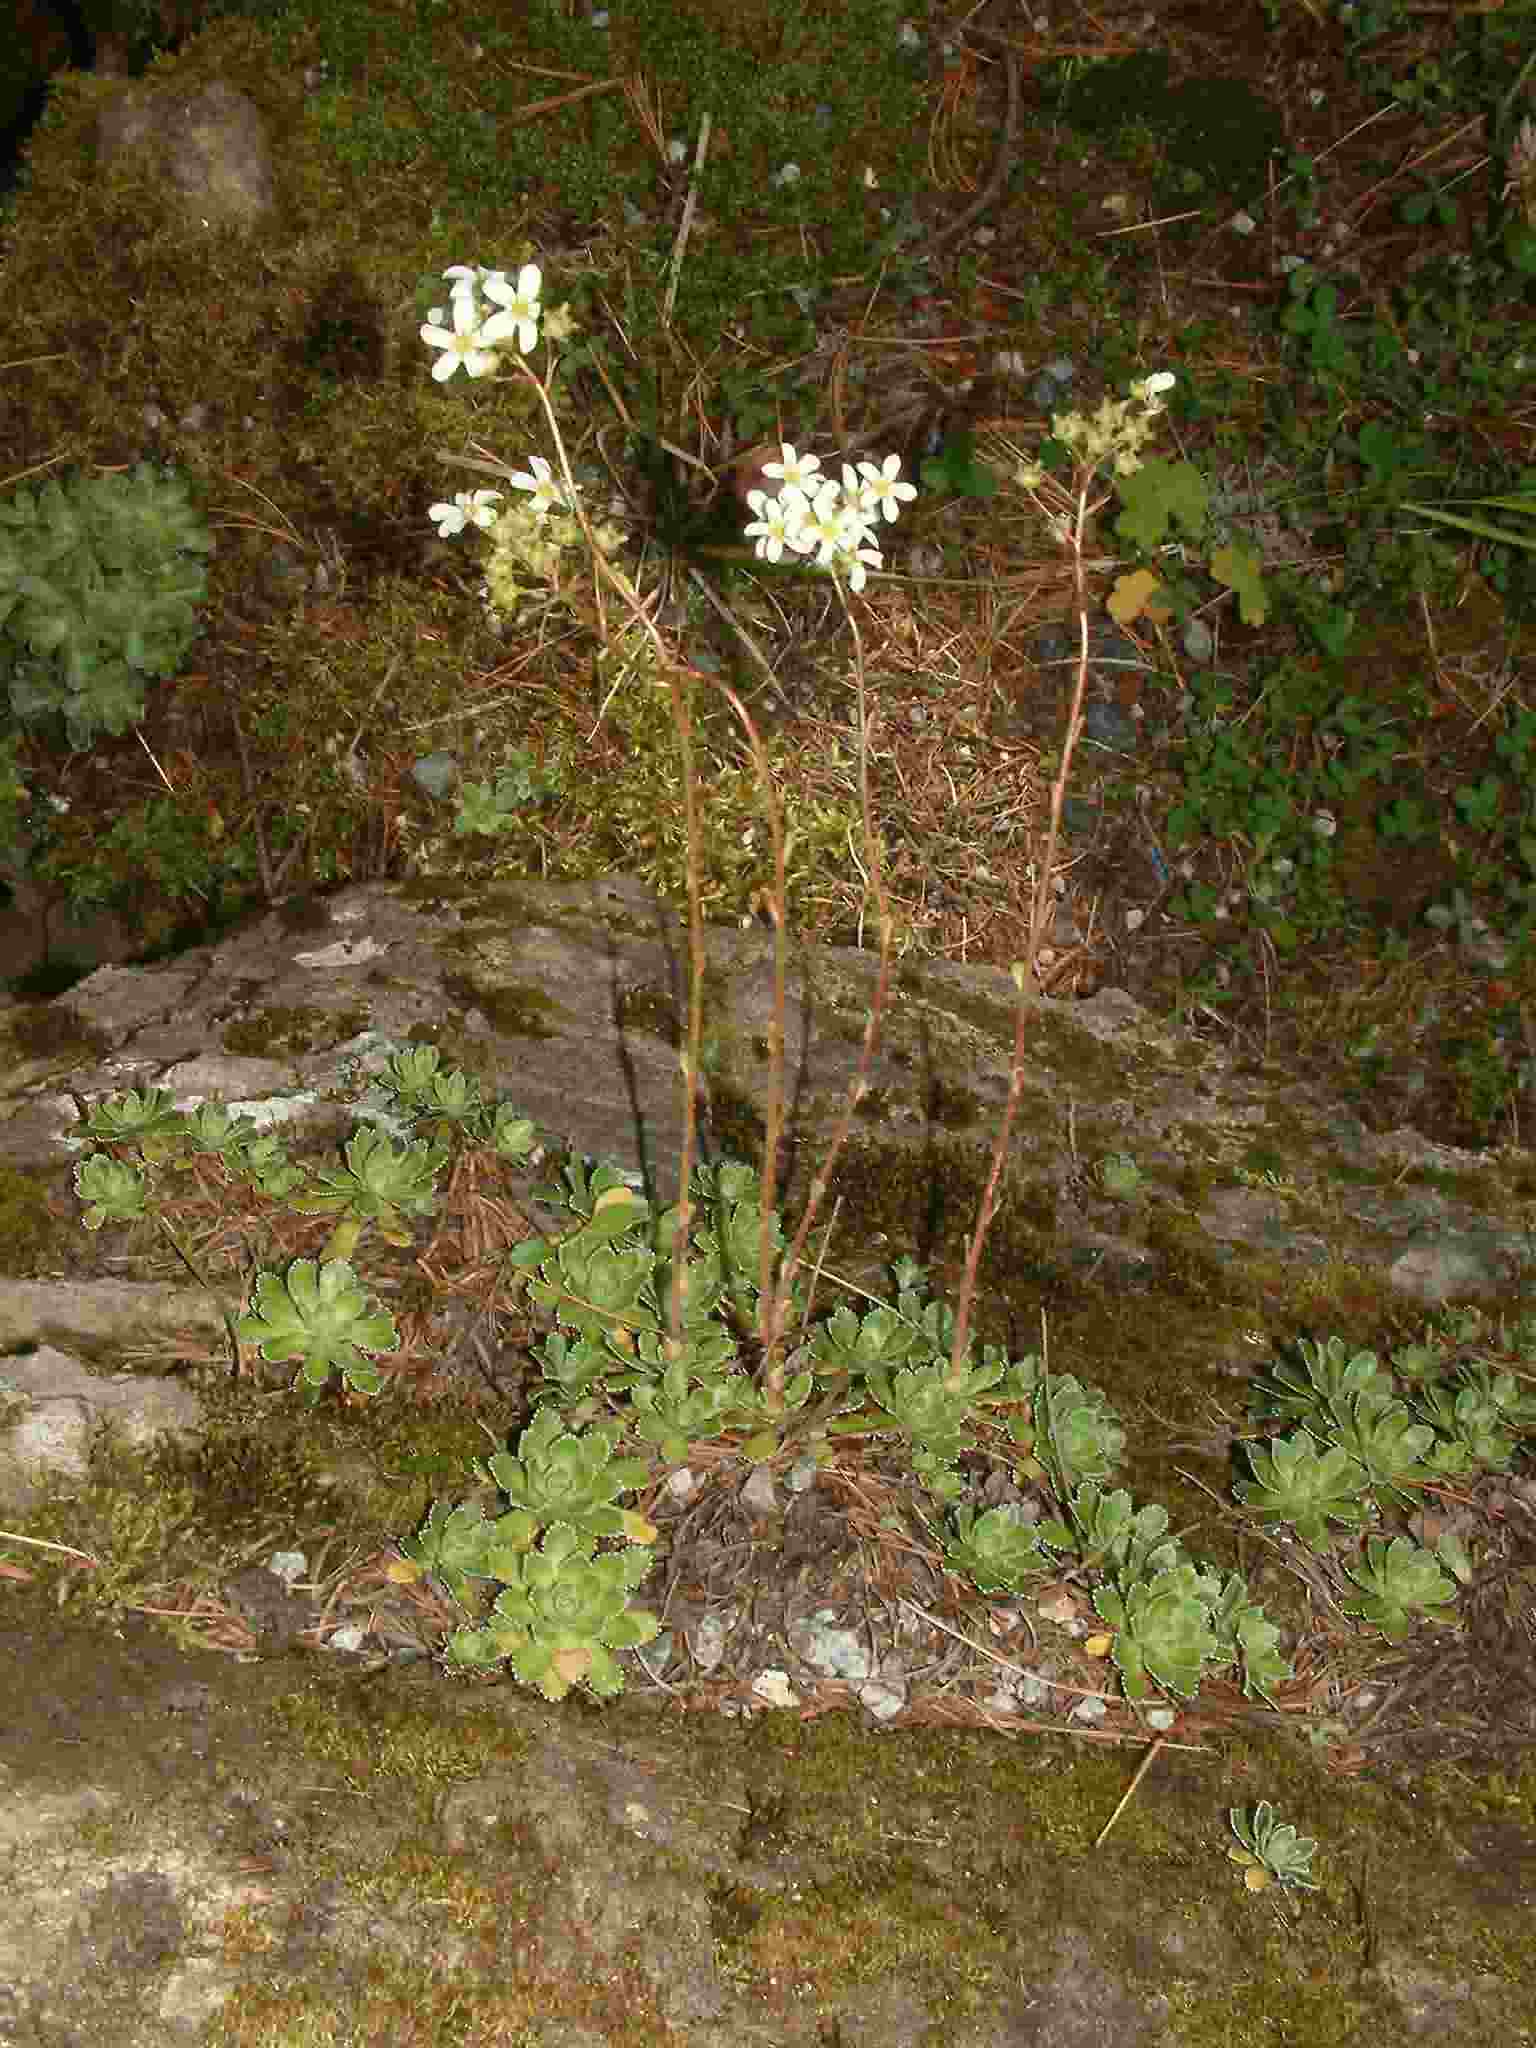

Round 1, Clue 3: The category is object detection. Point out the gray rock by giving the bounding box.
[94,79,275,233]
[0,1342,203,1512]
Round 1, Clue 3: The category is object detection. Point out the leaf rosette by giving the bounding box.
[1228,1801,1319,1892]
[945,1504,1069,1593]
[1339,1534,1459,1640]
[1234,1429,1373,1553]
[292,1125,450,1255]
[1093,1560,1224,1700]
[73,1155,149,1229]
[481,1408,652,1539]
[446,1521,659,1700]
[235,1258,399,1394]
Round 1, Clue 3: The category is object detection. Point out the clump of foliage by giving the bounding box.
[71,1050,1536,1714]
[0,463,213,748]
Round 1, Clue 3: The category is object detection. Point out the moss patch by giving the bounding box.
[220,1004,370,1059]
[440,971,563,1040]
[0,1160,77,1277]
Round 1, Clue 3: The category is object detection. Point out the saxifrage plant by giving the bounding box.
[0,462,214,748]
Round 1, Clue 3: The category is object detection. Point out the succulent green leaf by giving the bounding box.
[945,1504,1060,1592]
[627,1362,749,1461]
[1234,1429,1373,1553]
[632,1323,738,1376]
[865,1355,1002,1465]
[444,1521,658,1700]
[1250,1334,1395,1431]
[73,1154,149,1229]
[1034,1374,1126,1487]
[1328,1390,1437,1507]
[293,1125,450,1237]
[1415,1366,1535,1472]
[1093,1561,1224,1701]
[487,1106,540,1160]
[235,1258,399,1392]
[1228,1802,1319,1891]
[230,1132,304,1198]
[1210,1572,1292,1704]
[531,1155,644,1221]
[1066,1483,1174,1576]
[380,1045,483,1125]
[534,1330,622,1401]
[400,1501,511,1604]
[531,1232,658,1341]
[1339,1535,1459,1641]
[811,1302,930,1377]
[81,1088,184,1145]
[481,1410,651,1539]
[180,1103,260,1159]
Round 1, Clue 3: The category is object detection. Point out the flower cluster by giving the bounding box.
[422,261,623,618]
[1012,372,1176,488]
[741,445,917,593]
[421,262,916,607]
[420,260,564,383]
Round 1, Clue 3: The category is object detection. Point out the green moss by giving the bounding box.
[439,972,563,1040]
[814,1129,1057,1326]
[220,1004,370,1059]
[266,1674,532,1787]
[925,1073,983,1129]
[705,1075,769,1163]
[0,1161,76,1278]
[0,1000,111,1071]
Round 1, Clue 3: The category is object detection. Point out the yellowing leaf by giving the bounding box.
[1210,541,1269,626]
[1084,1630,1115,1659]
[383,1555,423,1584]
[1107,568,1166,625]
[552,1645,594,1687]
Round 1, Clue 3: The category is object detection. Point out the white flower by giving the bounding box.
[429,488,503,537]
[839,541,883,592]
[480,263,543,355]
[795,480,853,565]
[743,487,803,563]
[762,443,823,495]
[1131,370,1176,413]
[833,491,878,553]
[507,454,568,517]
[855,452,918,522]
[442,263,511,312]
[421,294,501,381]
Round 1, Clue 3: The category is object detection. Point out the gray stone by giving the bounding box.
[94,79,275,232]
[1388,1240,1501,1304]
[0,1280,227,1357]
[0,870,1533,2048]
[0,1341,204,1512]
